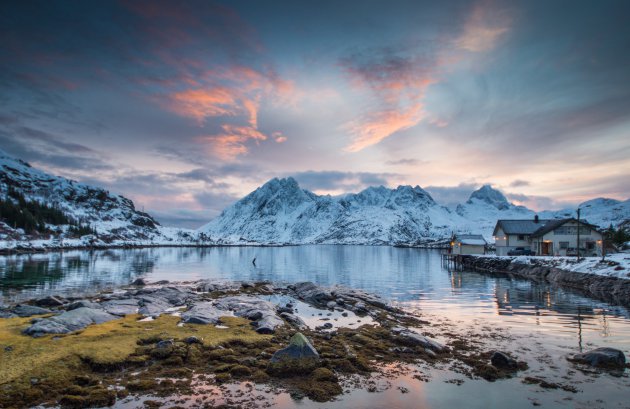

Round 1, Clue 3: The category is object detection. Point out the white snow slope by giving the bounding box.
[200,177,630,246]
[0,150,197,249]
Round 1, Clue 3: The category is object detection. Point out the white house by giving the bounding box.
[493,216,549,256]
[493,216,603,256]
[451,234,487,255]
[530,218,603,256]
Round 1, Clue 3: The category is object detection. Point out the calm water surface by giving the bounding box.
[1,246,629,408]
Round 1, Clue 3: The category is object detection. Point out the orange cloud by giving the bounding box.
[165,65,295,158]
[344,103,425,152]
[169,87,239,124]
[200,124,267,160]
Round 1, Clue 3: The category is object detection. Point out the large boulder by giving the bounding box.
[23,307,117,337]
[569,347,626,368]
[271,332,319,365]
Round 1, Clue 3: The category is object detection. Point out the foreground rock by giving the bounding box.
[268,332,321,375]
[23,307,117,337]
[568,347,626,368]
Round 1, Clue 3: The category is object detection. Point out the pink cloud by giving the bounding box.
[199,124,267,160]
[344,103,425,152]
[454,1,511,52]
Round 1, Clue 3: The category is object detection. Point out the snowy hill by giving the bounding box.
[0,150,196,249]
[200,179,630,245]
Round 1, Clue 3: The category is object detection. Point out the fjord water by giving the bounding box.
[1,246,629,408]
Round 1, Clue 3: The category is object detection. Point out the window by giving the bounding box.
[517,235,525,241]
[559,241,569,249]
[554,226,591,235]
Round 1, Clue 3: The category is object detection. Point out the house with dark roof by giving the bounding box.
[493,216,549,256]
[450,234,487,255]
[493,216,603,256]
[530,218,603,256]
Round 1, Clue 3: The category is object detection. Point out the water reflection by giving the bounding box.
[1,246,629,350]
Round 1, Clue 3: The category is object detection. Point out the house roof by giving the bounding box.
[493,219,551,236]
[454,234,487,245]
[531,218,601,238]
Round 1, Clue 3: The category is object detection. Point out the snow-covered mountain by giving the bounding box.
[2,148,628,249]
[200,177,457,245]
[200,178,630,245]
[0,150,195,249]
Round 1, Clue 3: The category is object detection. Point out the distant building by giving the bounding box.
[451,234,487,255]
[493,216,603,256]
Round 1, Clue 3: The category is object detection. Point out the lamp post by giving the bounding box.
[576,208,581,261]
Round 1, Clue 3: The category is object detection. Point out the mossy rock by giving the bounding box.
[126,379,158,391]
[230,365,252,377]
[312,367,337,382]
[214,373,231,383]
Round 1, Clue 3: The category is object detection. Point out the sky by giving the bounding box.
[1,0,629,228]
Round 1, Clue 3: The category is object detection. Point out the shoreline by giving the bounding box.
[454,255,630,307]
[0,242,450,256]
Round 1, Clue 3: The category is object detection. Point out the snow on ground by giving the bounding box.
[481,253,630,280]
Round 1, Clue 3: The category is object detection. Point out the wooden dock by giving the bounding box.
[441,253,464,270]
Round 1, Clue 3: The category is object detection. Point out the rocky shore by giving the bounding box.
[0,280,625,408]
[454,255,630,307]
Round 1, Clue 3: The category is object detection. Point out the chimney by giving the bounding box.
[534,215,539,223]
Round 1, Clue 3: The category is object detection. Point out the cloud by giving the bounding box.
[0,126,113,172]
[340,48,436,151]
[385,158,427,166]
[506,193,576,211]
[509,179,530,188]
[424,183,480,206]
[164,66,294,159]
[291,170,397,193]
[454,1,510,52]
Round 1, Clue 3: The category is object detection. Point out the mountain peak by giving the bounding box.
[467,184,510,210]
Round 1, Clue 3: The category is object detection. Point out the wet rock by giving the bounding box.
[137,295,172,317]
[100,299,139,316]
[290,282,333,306]
[316,322,333,331]
[490,351,518,369]
[66,300,101,311]
[278,306,293,314]
[34,296,64,307]
[180,302,223,325]
[569,347,626,368]
[183,336,202,345]
[280,312,307,329]
[392,326,445,353]
[326,301,337,309]
[23,307,117,337]
[12,305,52,317]
[332,286,389,310]
[214,295,284,334]
[353,301,369,314]
[131,278,147,286]
[270,332,320,363]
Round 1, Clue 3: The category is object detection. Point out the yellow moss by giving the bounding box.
[0,314,270,390]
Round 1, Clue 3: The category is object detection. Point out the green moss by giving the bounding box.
[230,365,252,377]
[214,373,231,383]
[311,367,337,382]
[0,314,270,408]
